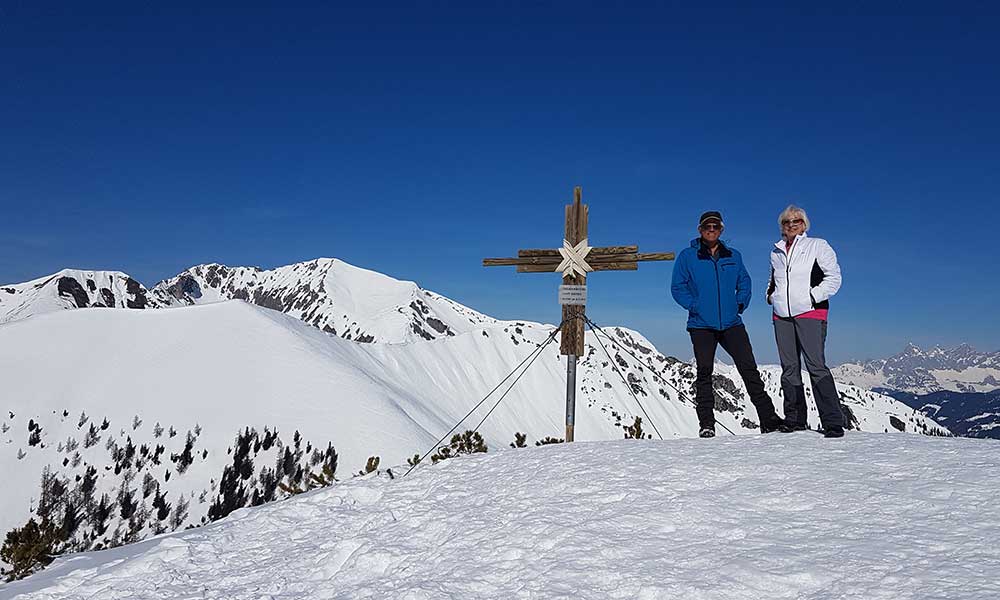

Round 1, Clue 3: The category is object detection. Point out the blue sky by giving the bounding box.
[2,3,998,364]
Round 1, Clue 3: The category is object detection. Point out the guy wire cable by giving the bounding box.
[584,316,694,405]
[583,315,665,440]
[469,320,566,437]
[402,316,575,477]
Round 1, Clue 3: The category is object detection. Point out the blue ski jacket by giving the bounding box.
[671,238,752,331]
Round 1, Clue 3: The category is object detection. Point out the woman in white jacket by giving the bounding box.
[767,205,846,438]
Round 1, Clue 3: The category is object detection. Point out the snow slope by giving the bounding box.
[4,434,998,600]
[887,388,1000,439]
[0,302,438,542]
[0,301,946,551]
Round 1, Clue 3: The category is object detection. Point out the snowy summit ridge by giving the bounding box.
[149,258,497,344]
[1,258,495,344]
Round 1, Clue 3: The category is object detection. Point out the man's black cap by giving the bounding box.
[699,211,724,227]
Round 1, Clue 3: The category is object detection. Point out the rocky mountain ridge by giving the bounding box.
[2,260,495,344]
[0,269,153,325]
[834,342,1000,394]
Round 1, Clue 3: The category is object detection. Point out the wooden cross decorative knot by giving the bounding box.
[557,239,593,279]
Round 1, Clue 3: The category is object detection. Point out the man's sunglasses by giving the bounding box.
[700,223,722,231]
[782,218,805,227]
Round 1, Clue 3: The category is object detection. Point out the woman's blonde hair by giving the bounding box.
[778,205,810,235]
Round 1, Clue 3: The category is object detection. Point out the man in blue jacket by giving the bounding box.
[671,211,789,438]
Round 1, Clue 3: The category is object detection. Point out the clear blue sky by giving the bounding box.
[3,3,998,364]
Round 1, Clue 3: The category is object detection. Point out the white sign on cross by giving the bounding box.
[558,284,588,306]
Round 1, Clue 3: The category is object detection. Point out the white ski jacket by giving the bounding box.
[768,233,842,318]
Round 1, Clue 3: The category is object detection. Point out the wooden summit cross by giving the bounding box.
[483,186,675,442]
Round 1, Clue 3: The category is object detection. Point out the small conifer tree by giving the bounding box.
[535,436,564,446]
[431,430,487,463]
[623,416,651,439]
[0,518,63,582]
[83,423,100,448]
[357,455,381,475]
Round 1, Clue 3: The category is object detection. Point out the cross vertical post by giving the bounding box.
[561,187,587,441]
[565,352,578,442]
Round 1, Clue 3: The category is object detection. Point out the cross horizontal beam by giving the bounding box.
[519,245,637,257]
[482,250,674,269]
[483,254,634,267]
[517,262,638,273]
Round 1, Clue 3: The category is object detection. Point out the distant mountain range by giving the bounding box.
[833,343,1000,394]
[1,259,945,566]
[834,344,1000,439]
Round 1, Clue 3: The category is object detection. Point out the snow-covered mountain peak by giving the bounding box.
[0,268,157,325]
[950,342,978,359]
[150,257,498,344]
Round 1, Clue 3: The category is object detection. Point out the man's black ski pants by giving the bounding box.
[689,324,778,430]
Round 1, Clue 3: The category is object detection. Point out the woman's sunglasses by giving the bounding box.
[781,218,804,227]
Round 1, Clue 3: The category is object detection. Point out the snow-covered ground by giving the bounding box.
[0,260,950,584]
[0,299,947,553]
[0,300,945,543]
[3,433,998,600]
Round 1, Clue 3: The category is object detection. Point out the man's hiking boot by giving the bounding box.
[698,427,716,439]
[760,417,793,434]
[822,427,845,439]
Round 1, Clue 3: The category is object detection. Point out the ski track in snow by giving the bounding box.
[4,433,998,600]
